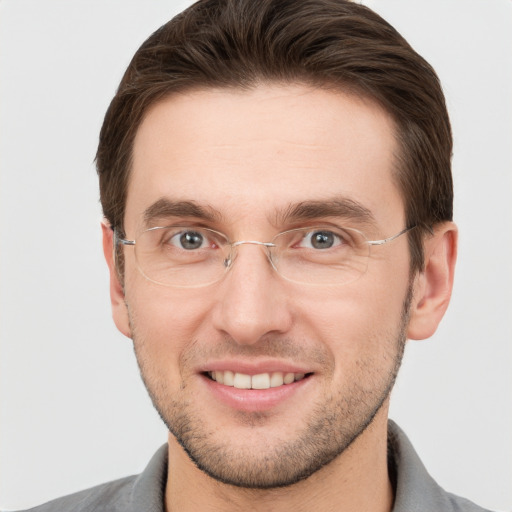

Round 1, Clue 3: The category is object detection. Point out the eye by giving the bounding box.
[168,230,209,250]
[298,230,344,250]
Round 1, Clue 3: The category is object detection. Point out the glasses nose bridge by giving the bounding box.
[225,240,277,270]
[231,240,276,249]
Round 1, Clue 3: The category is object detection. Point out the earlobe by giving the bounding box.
[407,222,458,340]
[101,221,132,338]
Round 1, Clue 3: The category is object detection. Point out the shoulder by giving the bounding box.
[388,421,495,512]
[11,444,168,512]
[441,492,496,512]
[13,475,138,512]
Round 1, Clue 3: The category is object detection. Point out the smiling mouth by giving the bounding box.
[206,371,311,390]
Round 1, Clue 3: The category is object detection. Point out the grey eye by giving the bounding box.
[297,230,341,250]
[174,231,206,250]
[310,231,335,249]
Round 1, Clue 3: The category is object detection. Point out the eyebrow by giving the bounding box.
[142,196,376,229]
[275,198,376,227]
[143,198,222,226]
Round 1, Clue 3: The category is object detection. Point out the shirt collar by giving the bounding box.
[129,421,483,512]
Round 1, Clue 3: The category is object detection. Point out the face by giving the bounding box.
[116,85,414,488]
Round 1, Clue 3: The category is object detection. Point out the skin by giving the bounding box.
[102,84,457,512]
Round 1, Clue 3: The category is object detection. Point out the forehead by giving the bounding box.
[126,84,403,234]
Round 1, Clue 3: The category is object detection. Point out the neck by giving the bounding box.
[165,411,393,512]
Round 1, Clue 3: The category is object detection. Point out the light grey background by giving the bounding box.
[1,1,511,510]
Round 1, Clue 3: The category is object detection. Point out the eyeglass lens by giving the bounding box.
[132,226,371,287]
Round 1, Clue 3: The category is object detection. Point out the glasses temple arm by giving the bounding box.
[367,225,416,246]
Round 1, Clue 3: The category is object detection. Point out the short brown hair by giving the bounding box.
[96,0,452,272]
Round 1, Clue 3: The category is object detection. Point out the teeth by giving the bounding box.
[283,372,295,384]
[251,373,270,390]
[269,372,284,387]
[208,371,307,389]
[233,373,251,389]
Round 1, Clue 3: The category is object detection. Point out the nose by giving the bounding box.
[211,243,293,345]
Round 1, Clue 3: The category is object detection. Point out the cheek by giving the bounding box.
[124,277,212,373]
[293,275,409,368]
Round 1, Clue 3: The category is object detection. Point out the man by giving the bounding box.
[10,0,497,510]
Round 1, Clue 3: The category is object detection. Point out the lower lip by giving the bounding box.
[201,374,312,412]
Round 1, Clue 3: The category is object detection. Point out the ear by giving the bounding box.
[101,221,132,338]
[407,222,458,340]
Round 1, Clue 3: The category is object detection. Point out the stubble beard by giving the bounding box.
[129,285,412,489]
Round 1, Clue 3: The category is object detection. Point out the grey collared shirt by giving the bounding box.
[15,421,493,511]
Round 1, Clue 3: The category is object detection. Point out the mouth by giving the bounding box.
[200,364,315,412]
[205,370,312,390]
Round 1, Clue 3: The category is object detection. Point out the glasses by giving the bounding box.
[115,225,414,288]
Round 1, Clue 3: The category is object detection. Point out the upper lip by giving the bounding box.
[197,359,313,375]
